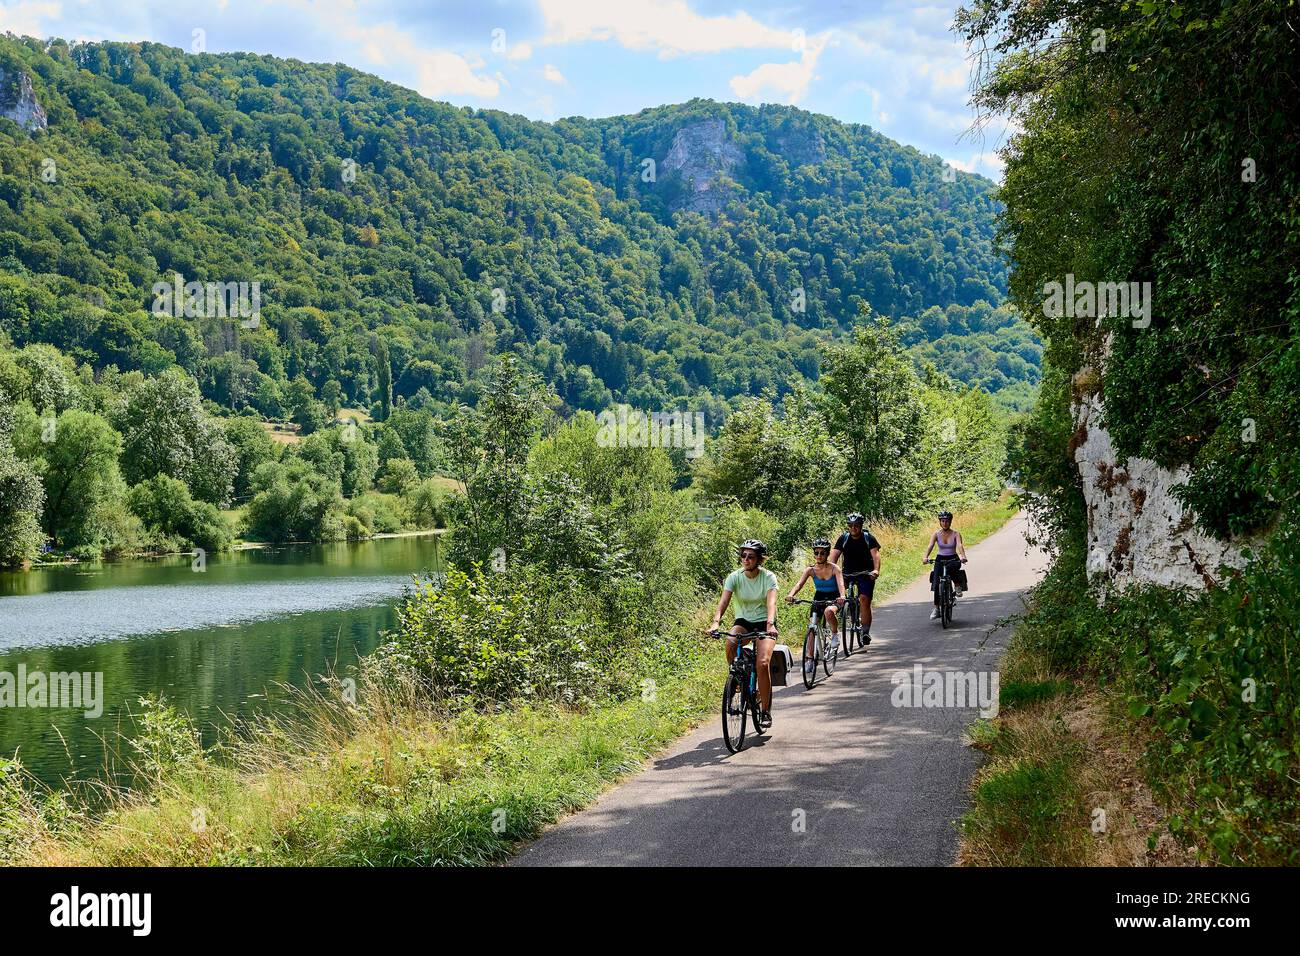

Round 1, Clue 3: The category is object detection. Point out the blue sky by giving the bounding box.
[0,0,1011,178]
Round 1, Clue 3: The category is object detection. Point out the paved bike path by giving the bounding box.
[510,514,1048,866]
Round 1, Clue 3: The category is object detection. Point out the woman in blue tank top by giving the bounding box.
[785,537,847,659]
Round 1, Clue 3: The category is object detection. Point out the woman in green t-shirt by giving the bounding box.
[709,538,780,729]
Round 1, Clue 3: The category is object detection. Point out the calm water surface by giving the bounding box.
[0,536,442,787]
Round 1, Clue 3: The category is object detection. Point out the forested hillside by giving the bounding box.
[0,35,1038,423]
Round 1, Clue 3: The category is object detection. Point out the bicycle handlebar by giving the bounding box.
[706,628,775,640]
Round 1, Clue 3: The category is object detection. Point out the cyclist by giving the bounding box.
[831,512,881,644]
[709,538,779,729]
[923,510,968,619]
[784,538,847,675]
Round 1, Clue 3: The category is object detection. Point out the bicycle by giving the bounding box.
[840,572,873,653]
[707,628,772,753]
[791,599,838,688]
[925,558,962,628]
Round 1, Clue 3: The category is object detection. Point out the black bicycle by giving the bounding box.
[708,629,771,753]
[840,572,874,653]
[926,557,962,628]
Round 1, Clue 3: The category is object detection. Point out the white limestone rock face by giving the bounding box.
[1072,393,1248,590]
[0,67,47,133]
[662,118,745,216]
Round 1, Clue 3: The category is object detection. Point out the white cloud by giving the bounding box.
[0,0,63,37]
[729,34,827,105]
[506,41,533,61]
[356,23,499,98]
[538,0,794,56]
[542,63,566,85]
[534,92,557,118]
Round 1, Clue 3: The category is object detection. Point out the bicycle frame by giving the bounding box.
[841,572,869,650]
[712,629,769,753]
[931,558,959,627]
[792,599,837,686]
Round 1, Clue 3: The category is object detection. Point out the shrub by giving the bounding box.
[243,459,345,543]
[403,479,446,530]
[353,492,403,534]
[374,565,617,706]
[1013,524,1300,864]
[127,696,204,781]
[680,499,781,593]
[127,474,233,552]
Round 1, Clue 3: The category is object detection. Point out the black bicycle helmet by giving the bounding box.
[811,538,831,550]
[937,510,953,520]
[738,538,768,558]
[846,512,864,525]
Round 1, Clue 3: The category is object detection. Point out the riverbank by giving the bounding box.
[4,497,1018,866]
[21,527,446,566]
[234,528,445,551]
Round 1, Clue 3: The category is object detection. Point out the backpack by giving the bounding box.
[769,644,794,686]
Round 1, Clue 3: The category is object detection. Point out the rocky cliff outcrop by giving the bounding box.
[662,118,745,216]
[0,67,47,132]
[1072,389,1249,590]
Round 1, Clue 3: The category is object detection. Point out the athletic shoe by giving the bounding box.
[930,607,939,620]
[862,631,872,645]
[759,710,773,729]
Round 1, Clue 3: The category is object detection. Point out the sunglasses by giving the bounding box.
[813,549,830,556]
[740,551,759,561]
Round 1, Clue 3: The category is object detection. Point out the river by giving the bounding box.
[0,535,443,788]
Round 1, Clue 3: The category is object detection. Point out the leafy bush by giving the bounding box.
[0,757,76,863]
[378,457,419,495]
[1014,528,1300,864]
[127,696,204,780]
[375,566,620,706]
[242,459,345,543]
[402,479,446,529]
[680,500,780,592]
[127,473,233,551]
[352,492,403,534]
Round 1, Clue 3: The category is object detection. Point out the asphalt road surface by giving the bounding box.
[511,514,1048,866]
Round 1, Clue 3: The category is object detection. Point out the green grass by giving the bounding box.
[998,680,1076,711]
[962,751,1088,866]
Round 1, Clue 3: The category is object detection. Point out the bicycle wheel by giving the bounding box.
[802,630,818,689]
[835,596,850,658]
[722,674,748,753]
[941,579,953,629]
[821,620,837,676]
[844,586,857,649]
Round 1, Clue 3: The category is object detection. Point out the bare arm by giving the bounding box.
[765,585,779,635]
[871,547,881,576]
[786,567,811,601]
[834,566,847,602]
[922,531,936,561]
[711,589,732,629]
[957,532,968,561]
